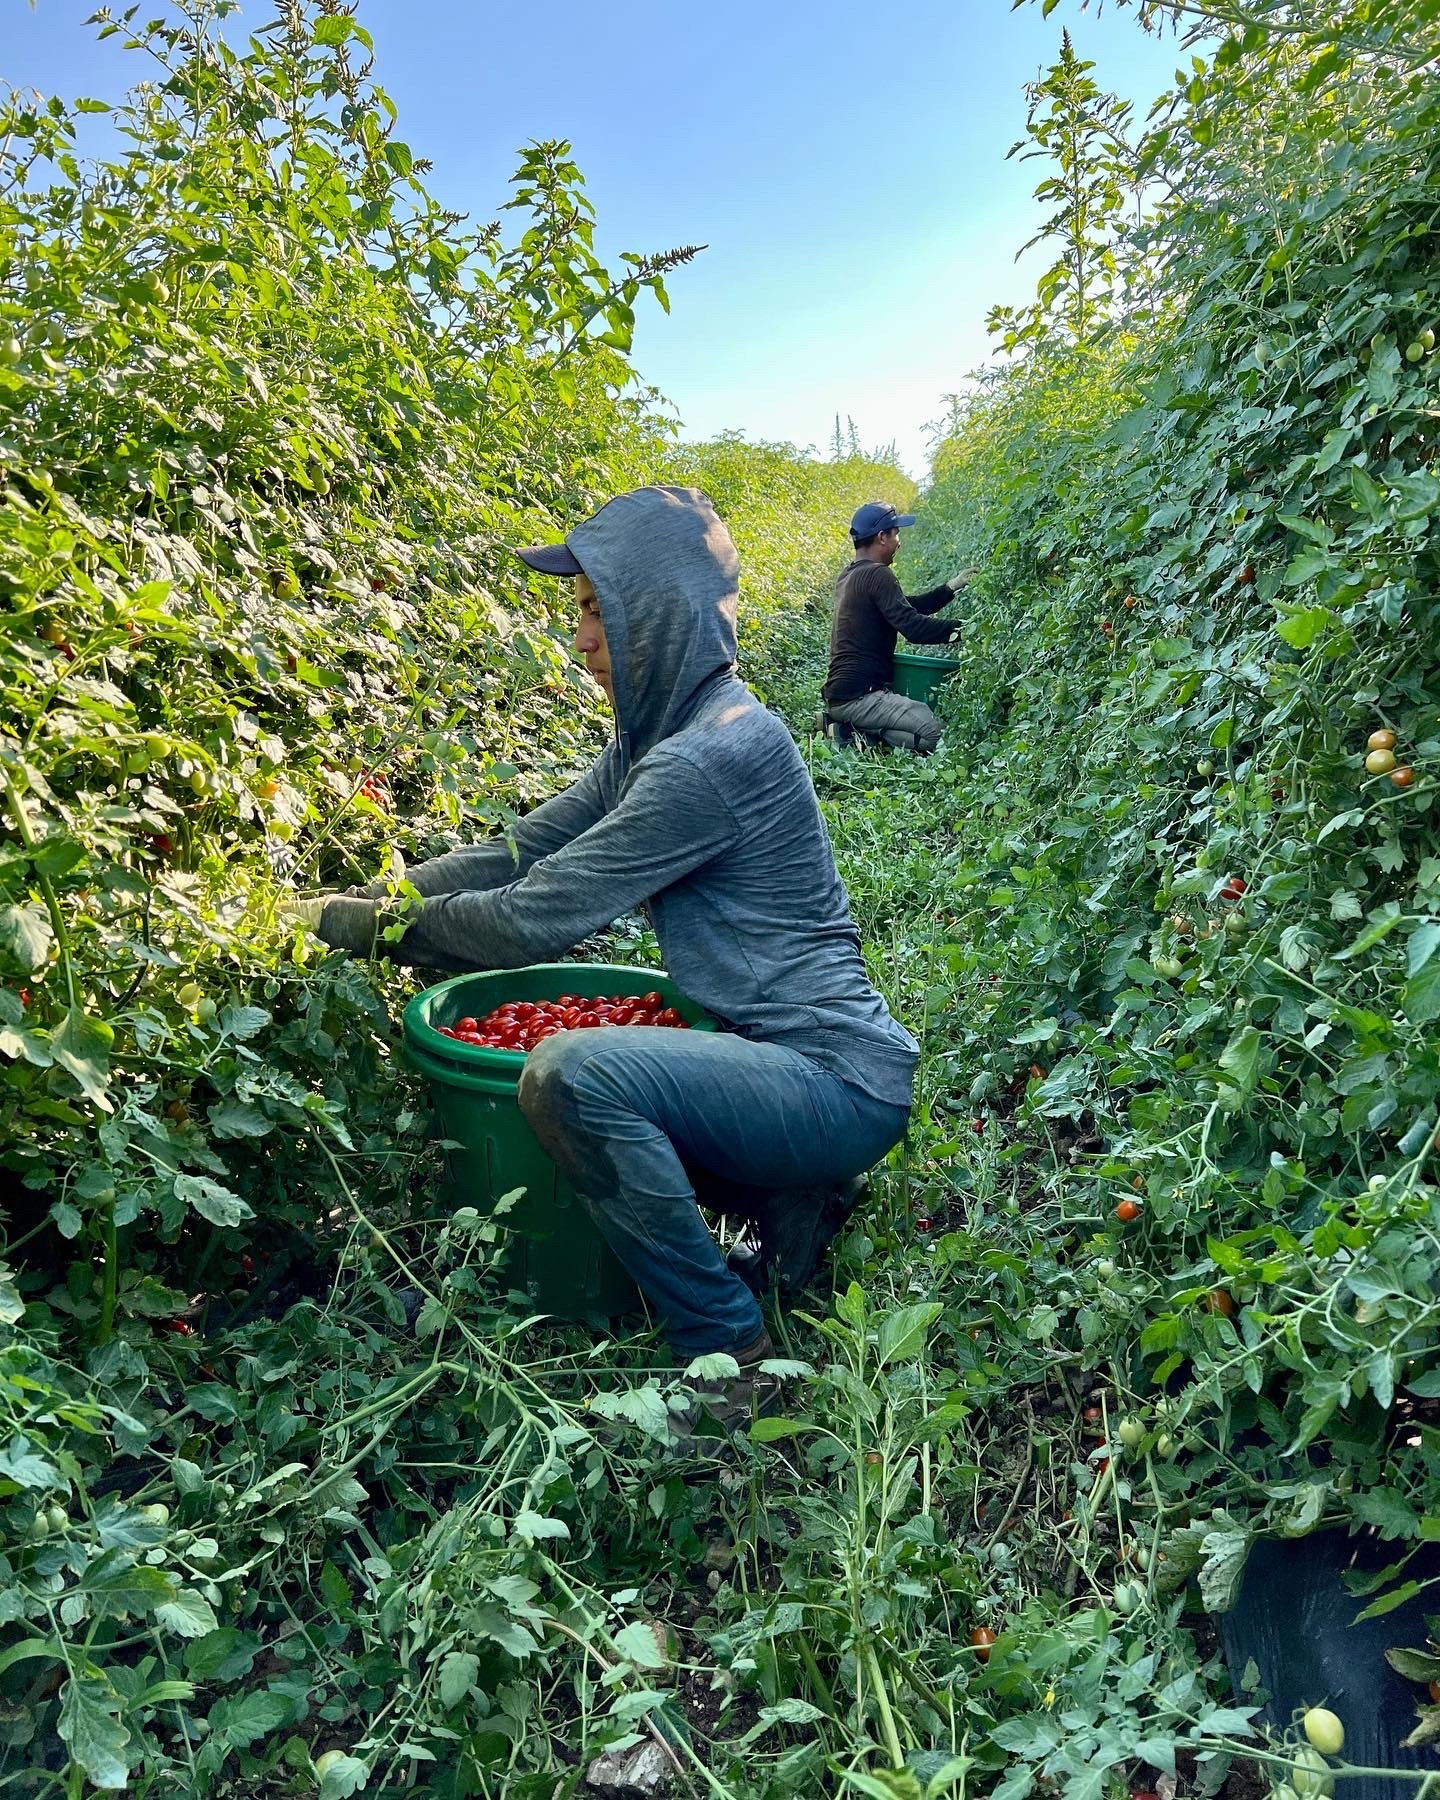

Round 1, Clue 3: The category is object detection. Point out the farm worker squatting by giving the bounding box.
[822,499,973,753]
[288,486,917,1415]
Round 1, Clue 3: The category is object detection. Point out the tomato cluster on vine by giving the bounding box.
[435,991,689,1052]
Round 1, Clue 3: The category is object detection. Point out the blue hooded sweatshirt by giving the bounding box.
[320,485,918,1107]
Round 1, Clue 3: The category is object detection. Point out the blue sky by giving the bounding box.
[7,0,1186,476]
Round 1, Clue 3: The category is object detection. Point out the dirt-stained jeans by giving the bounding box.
[516,1027,910,1356]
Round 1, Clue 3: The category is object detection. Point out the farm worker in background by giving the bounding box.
[822,499,973,753]
[289,486,916,1424]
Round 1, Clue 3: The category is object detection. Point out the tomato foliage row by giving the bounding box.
[0,7,912,1792]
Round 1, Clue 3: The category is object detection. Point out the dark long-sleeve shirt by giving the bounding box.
[822,559,957,703]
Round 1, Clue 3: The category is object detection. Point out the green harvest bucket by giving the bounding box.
[892,649,960,706]
[401,964,715,1320]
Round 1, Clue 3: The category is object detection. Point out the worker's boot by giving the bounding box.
[687,1327,780,1435]
[726,1176,867,1300]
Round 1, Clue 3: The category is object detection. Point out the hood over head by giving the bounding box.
[565,486,739,764]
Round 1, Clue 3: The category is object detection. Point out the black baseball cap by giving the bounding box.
[850,500,917,539]
[513,540,584,577]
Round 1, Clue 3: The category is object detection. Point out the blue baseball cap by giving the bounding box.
[514,540,584,577]
[850,500,917,539]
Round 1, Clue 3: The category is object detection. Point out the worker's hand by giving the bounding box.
[278,895,329,933]
[947,568,978,593]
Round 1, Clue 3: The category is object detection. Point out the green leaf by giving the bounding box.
[58,1675,131,1790]
[313,15,354,44]
[79,1556,177,1619]
[184,1628,258,1683]
[384,141,414,177]
[0,903,54,972]
[613,1620,668,1669]
[1313,427,1354,474]
[438,1649,479,1708]
[1386,1648,1440,1683]
[49,1007,115,1112]
[511,1510,570,1541]
[207,1101,273,1140]
[876,1302,944,1366]
[843,1771,925,1800]
[207,1688,291,1749]
[0,1433,62,1490]
[173,1174,253,1228]
[1277,1482,1328,1538]
[1198,1529,1251,1612]
[588,1385,672,1440]
[1348,1487,1419,1540]
[1403,958,1440,1026]
[748,1415,815,1442]
[319,1754,370,1799]
[219,1005,270,1041]
[1274,606,1333,648]
[1218,1025,1261,1094]
[1352,1579,1422,1623]
[1339,902,1402,959]
[155,1588,220,1638]
[1408,921,1440,976]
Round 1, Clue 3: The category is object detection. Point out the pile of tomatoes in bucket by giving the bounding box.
[434,990,690,1053]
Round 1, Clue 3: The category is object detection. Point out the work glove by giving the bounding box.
[278,895,329,933]
[947,569,978,593]
[278,892,383,953]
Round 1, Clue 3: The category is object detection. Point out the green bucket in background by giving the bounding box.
[892,649,960,706]
[401,964,713,1320]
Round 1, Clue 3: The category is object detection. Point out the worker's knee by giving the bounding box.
[917,721,941,754]
[516,1031,591,1136]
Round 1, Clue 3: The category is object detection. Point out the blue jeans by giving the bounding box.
[516,1028,910,1356]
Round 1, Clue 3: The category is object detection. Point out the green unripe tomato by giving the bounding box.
[1117,1416,1144,1449]
[1154,955,1184,979]
[1302,1708,1345,1757]
[0,336,21,366]
[1134,1544,1152,1571]
[314,1750,347,1778]
[1096,1259,1115,1278]
[1405,341,1424,363]
[272,573,301,601]
[1196,759,1215,778]
[1292,1746,1335,1796]
[138,1503,170,1527]
[1155,1432,1176,1459]
[1420,327,1436,351]
[195,997,218,1023]
[145,733,168,758]
[46,1504,69,1534]
[177,981,204,1009]
[189,768,209,796]
[1111,1580,1142,1615]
